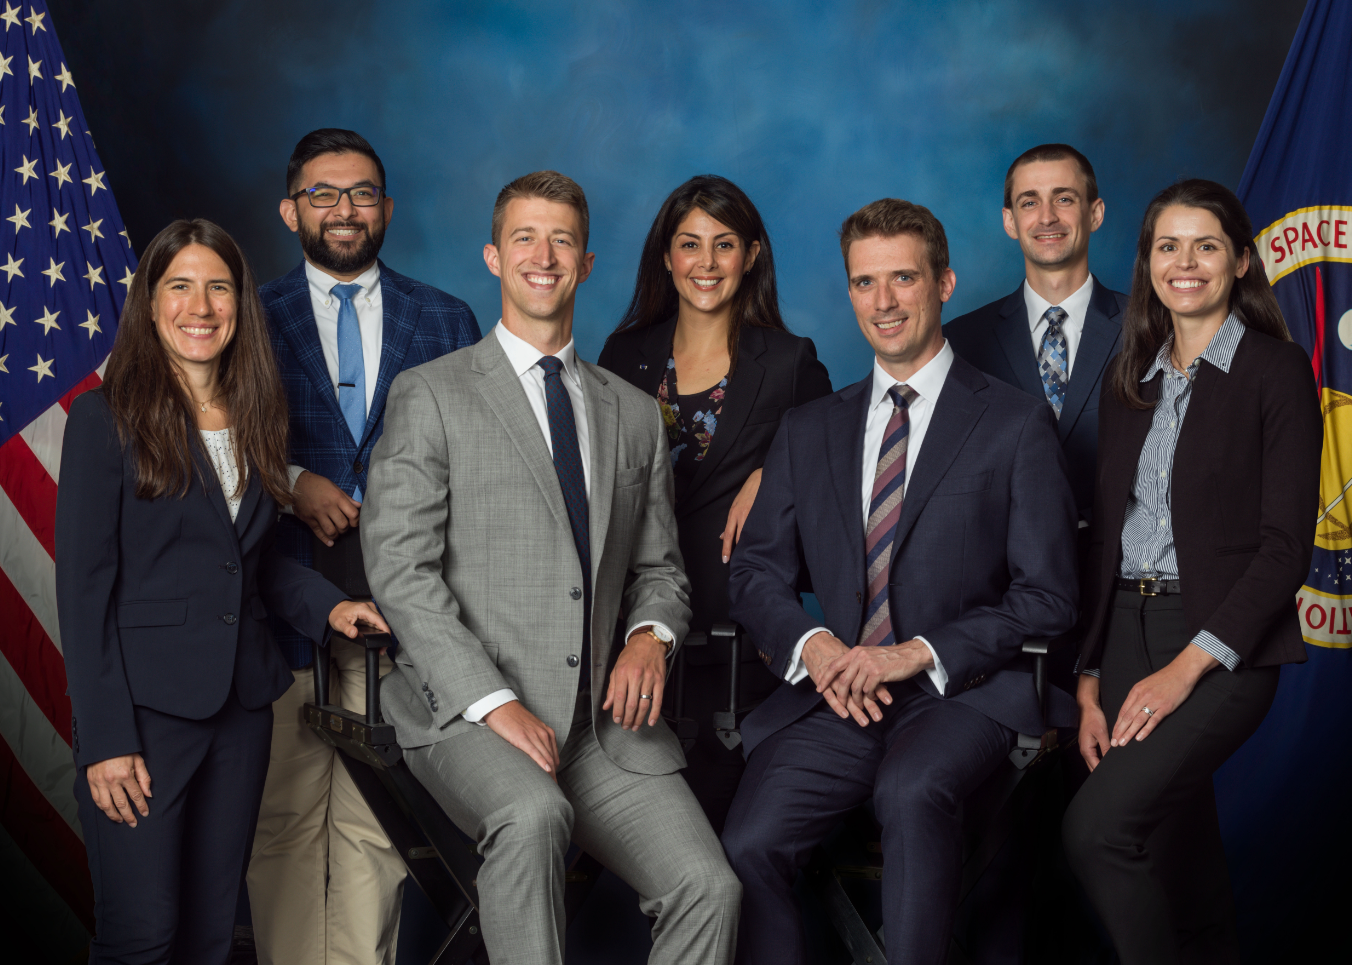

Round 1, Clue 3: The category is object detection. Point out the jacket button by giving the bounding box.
[856,591,862,603]
[225,562,239,575]
[570,587,582,600]
[354,459,363,475]
[222,613,237,625]
[566,654,579,667]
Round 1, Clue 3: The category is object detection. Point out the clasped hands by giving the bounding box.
[803,631,934,727]
[485,629,669,781]
[86,599,388,826]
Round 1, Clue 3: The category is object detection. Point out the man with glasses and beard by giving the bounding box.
[247,128,480,965]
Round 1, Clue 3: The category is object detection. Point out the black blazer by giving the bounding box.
[944,277,1126,522]
[598,321,832,636]
[1079,330,1321,672]
[55,390,347,768]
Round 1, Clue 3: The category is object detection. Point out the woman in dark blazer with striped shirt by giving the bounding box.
[1063,180,1321,965]
[599,176,832,830]
[56,219,387,964]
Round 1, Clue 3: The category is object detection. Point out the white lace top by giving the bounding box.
[200,428,244,521]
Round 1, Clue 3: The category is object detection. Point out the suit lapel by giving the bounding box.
[272,266,348,433]
[890,362,987,553]
[1103,374,1158,541]
[633,318,676,396]
[193,448,243,553]
[994,287,1046,400]
[233,470,262,537]
[680,327,767,516]
[367,262,419,446]
[827,378,871,572]
[1058,277,1122,441]
[581,362,618,575]
[472,337,570,532]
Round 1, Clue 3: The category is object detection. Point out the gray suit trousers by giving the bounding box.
[404,695,741,964]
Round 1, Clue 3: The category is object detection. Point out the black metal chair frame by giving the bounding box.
[303,628,602,965]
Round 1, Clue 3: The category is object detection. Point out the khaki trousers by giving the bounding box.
[247,637,405,965]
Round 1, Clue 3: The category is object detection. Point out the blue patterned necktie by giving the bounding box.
[1037,306,1069,418]
[538,356,592,687]
[332,282,366,500]
[859,385,917,649]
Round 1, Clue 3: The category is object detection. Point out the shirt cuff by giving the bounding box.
[1079,668,1101,678]
[463,688,517,725]
[281,464,307,515]
[1191,631,1241,671]
[785,627,830,684]
[913,635,949,695]
[624,622,677,658]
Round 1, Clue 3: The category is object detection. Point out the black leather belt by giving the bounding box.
[1116,578,1182,596]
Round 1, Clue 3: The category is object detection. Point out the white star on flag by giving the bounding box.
[0,301,14,329]
[82,217,103,241]
[0,3,19,31]
[83,262,104,289]
[79,310,100,338]
[7,204,31,231]
[54,62,73,92]
[27,55,40,82]
[24,6,44,33]
[34,306,60,334]
[41,257,65,286]
[49,159,72,188]
[0,353,8,373]
[14,154,37,183]
[1,253,23,280]
[28,353,54,381]
[49,208,69,237]
[118,265,135,290]
[83,168,106,195]
[22,105,37,133]
[52,109,72,139]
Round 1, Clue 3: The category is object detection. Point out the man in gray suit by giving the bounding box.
[361,171,740,964]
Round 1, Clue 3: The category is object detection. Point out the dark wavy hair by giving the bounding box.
[102,219,292,503]
[612,175,786,369]
[1111,178,1290,409]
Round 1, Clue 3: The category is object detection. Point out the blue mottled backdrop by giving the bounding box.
[45,2,1323,963]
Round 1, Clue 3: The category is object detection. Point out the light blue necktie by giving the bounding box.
[332,282,366,501]
[1037,306,1069,418]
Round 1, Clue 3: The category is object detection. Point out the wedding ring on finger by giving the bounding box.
[639,694,652,700]
[1142,706,1154,717]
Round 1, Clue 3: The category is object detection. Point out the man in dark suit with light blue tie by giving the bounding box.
[721,199,1078,964]
[944,143,1125,536]
[246,129,480,965]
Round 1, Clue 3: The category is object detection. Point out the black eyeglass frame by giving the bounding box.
[289,184,387,208]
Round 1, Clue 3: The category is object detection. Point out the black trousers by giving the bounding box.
[721,683,1014,965]
[75,687,273,965]
[1062,591,1279,965]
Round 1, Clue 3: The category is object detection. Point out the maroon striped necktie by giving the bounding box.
[859,385,918,648]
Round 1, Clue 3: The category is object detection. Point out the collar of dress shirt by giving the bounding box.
[494,320,580,382]
[1023,273,1094,333]
[305,260,382,307]
[1142,312,1245,382]
[870,338,955,409]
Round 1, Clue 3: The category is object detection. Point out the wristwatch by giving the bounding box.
[631,624,675,656]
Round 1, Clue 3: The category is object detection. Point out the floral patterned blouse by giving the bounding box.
[657,357,728,503]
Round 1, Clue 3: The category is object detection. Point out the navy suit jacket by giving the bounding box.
[728,354,1079,755]
[261,261,480,667]
[55,390,348,768]
[943,277,1125,522]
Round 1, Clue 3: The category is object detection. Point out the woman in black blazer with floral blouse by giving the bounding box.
[1063,181,1321,965]
[599,176,832,830]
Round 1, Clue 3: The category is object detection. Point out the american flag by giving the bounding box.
[0,0,137,946]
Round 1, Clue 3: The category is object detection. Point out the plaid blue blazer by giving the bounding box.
[262,261,481,668]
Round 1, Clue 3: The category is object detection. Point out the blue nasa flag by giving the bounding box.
[1217,0,1352,955]
[0,0,134,442]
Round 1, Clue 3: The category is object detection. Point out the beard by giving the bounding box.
[299,215,387,276]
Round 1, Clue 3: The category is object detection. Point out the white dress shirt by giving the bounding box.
[782,341,956,695]
[284,261,384,498]
[463,322,672,723]
[1024,274,1094,378]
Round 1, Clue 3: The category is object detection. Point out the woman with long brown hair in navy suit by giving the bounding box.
[1063,180,1321,965]
[599,175,832,830]
[56,219,388,964]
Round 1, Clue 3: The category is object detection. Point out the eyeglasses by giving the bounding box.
[291,184,386,208]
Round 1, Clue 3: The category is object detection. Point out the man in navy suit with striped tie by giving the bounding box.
[247,128,480,965]
[722,199,1078,964]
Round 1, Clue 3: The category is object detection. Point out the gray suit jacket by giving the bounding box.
[361,333,692,775]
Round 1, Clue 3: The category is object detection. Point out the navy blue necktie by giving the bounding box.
[537,356,592,686]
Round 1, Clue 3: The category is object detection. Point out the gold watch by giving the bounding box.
[631,624,675,655]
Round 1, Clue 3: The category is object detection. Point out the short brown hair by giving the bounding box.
[491,170,589,250]
[838,199,949,279]
[1003,143,1098,209]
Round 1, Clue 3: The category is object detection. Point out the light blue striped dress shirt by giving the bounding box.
[1085,313,1246,676]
